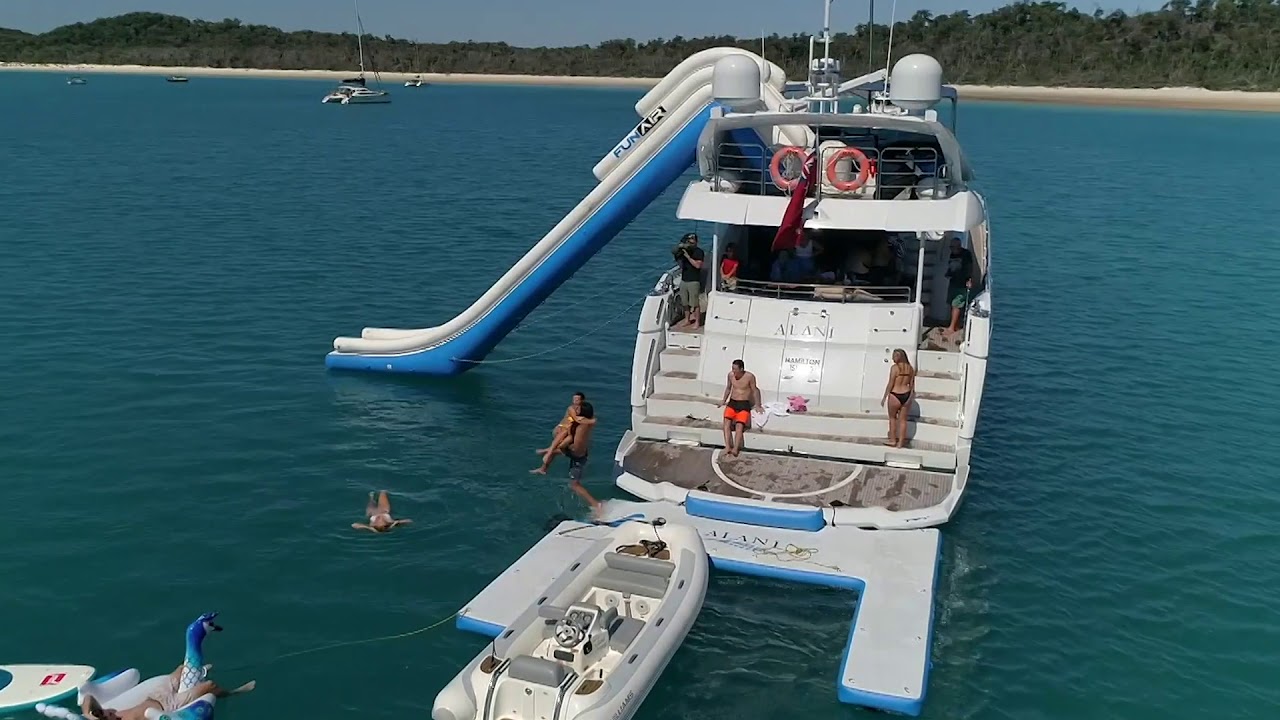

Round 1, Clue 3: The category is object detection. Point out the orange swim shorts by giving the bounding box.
[723,400,752,427]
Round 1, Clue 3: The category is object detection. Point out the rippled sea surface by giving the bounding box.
[2,71,1279,720]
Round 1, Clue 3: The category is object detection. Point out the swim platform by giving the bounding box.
[454,499,941,716]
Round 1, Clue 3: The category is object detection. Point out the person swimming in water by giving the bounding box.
[79,666,254,720]
[352,491,412,533]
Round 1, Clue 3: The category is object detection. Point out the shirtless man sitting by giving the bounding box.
[719,359,762,457]
[80,666,254,720]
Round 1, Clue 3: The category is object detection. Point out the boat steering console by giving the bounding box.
[554,605,598,650]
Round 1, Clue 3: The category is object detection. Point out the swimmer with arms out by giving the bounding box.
[719,359,762,457]
[352,490,412,533]
[80,667,254,720]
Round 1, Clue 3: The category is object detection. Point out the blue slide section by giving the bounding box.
[325,102,719,376]
[725,126,771,163]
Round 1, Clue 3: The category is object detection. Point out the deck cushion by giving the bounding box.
[608,617,646,652]
[603,551,676,579]
[507,654,569,687]
[595,567,670,597]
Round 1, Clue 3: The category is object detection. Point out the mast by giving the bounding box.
[355,0,366,77]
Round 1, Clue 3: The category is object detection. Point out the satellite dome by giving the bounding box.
[712,53,762,108]
[889,54,943,111]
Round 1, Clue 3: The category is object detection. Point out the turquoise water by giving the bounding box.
[2,70,1279,719]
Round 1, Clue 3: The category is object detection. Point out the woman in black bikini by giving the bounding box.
[881,348,916,448]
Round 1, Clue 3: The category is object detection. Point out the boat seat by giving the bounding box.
[595,568,669,598]
[507,654,569,688]
[602,551,676,579]
[595,551,675,597]
[598,605,619,631]
[608,617,645,652]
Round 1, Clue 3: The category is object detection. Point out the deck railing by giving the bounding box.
[730,278,912,303]
[713,142,950,201]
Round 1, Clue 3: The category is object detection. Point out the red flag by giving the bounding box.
[770,151,817,253]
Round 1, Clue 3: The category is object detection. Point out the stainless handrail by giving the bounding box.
[732,278,912,303]
[712,142,948,200]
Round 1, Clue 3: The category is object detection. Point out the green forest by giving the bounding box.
[2,1,1279,90]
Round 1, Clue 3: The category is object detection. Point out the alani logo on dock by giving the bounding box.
[702,529,788,551]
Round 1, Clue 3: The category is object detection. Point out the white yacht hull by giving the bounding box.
[322,89,391,104]
[343,92,390,104]
[432,521,708,720]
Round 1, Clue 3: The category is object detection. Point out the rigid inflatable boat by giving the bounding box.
[433,519,708,720]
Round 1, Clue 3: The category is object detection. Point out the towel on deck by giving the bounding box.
[752,401,791,429]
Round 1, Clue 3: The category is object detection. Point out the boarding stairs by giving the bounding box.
[636,327,963,471]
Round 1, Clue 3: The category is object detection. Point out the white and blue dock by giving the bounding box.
[454,500,940,716]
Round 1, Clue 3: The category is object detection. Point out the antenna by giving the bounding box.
[822,0,833,66]
[868,0,875,71]
[883,0,899,94]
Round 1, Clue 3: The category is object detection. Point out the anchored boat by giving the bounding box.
[433,520,708,720]
[322,0,391,104]
[614,51,990,532]
[336,3,976,715]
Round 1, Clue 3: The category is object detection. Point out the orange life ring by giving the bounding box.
[769,146,809,191]
[825,147,873,192]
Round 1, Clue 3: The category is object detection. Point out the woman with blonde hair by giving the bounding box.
[880,348,916,448]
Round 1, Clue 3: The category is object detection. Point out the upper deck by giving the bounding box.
[681,111,985,232]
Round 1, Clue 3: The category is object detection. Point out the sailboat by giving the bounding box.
[322,0,391,104]
[66,55,86,85]
[404,42,428,87]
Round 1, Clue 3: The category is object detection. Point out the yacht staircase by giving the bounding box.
[636,325,963,471]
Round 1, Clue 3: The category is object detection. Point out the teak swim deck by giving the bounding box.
[453,500,940,716]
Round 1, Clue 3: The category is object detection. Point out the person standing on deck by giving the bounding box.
[719,359,762,457]
[944,236,974,338]
[881,349,916,448]
[673,233,705,329]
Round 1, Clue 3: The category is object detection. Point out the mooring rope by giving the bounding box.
[453,293,650,366]
[219,612,458,673]
[455,259,681,366]
[510,261,675,334]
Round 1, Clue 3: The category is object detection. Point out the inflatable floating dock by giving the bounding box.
[454,500,941,716]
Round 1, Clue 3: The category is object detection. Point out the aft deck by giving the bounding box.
[620,440,953,512]
[622,292,969,529]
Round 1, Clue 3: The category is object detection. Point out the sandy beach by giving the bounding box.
[5,62,1280,112]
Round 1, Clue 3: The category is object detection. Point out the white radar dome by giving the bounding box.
[889,53,943,111]
[712,53,762,108]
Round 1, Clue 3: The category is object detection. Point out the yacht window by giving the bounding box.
[722,226,913,303]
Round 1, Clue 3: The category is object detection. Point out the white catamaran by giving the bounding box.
[323,0,391,104]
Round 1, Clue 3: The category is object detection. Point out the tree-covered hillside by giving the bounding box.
[2,2,1279,90]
